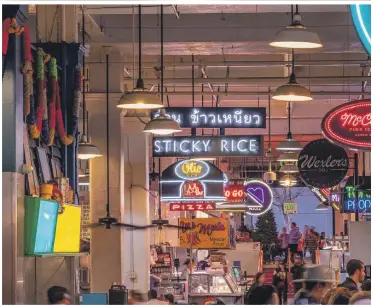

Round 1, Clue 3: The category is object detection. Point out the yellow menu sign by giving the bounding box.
[179,218,231,249]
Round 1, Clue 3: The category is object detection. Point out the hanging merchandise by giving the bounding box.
[2,18,24,56]
[48,58,58,146]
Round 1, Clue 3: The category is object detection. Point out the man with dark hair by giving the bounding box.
[47,286,71,305]
[288,222,301,263]
[305,228,319,264]
[293,265,335,305]
[338,259,365,291]
[145,289,168,305]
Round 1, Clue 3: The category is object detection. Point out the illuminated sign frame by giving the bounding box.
[298,139,349,188]
[161,160,226,202]
[350,4,371,56]
[169,203,216,211]
[322,99,371,151]
[152,107,267,128]
[153,135,264,157]
[224,185,245,203]
[244,179,274,216]
[283,202,297,214]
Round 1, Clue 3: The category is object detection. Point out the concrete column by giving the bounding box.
[36,5,78,42]
[121,117,150,293]
[86,94,123,292]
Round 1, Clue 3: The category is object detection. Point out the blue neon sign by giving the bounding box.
[344,198,371,213]
[350,5,371,56]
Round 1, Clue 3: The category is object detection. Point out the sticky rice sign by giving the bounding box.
[179,218,232,249]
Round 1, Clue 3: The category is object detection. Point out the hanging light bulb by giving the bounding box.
[270,5,322,49]
[78,135,103,160]
[117,5,163,110]
[279,174,297,187]
[272,72,313,102]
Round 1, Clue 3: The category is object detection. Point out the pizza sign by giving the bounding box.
[169,203,216,211]
[322,99,371,151]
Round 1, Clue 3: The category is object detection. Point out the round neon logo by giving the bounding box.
[175,160,210,180]
[350,4,371,55]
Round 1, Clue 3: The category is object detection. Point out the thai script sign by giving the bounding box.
[152,107,266,128]
[322,99,371,151]
[153,135,263,157]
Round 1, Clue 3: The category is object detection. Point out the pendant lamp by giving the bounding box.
[279,163,299,173]
[78,9,102,160]
[279,174,297,187]
[270,5,322,49]
[272,49,312,102]
[117,5,163,110]
[276,102,302,151]
[263,89,277,182]
[143,6,181,135]
[277,151,299,162]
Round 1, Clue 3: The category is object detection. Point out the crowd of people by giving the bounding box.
[278,223,327,265]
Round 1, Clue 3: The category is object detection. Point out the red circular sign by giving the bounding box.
[321,99,371,151]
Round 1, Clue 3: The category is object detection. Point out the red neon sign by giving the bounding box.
[224,185,244,203]
[182,181,204,198]
[169,203,216,211]
[322,99,371,151]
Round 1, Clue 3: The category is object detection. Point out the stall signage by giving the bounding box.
[152,107,266,128]
[169,203,216,211]
[350,5,371,56]
[244,180,273,216]
[310,187,329,203]
[344,198,371,213]
[153,135,263,157]
[298,139,349,188]
[330,185,342,211]
[161,159,226,202]
[179,218,231,249]
[343,186,371,213]
[224,185,244,203]
[321,100,371,151]
[283,202,297,214]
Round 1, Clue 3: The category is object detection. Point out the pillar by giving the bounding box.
[2,5,30,304]
[121,117,150,293]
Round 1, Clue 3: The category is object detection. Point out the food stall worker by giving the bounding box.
[180,259,194,279]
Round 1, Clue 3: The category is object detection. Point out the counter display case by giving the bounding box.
[189,271,243,305]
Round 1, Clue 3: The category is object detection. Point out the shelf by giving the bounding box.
[27,252,89,258]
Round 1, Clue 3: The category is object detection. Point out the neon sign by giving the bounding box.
[169,203,216,211]
[244,180,273,216]
[343,185,371,213]
[153,135,263,157]
[161,159,226,202]
[224,185,244,203]
[350,5,371,56]
[322,100,371,151]
[182,181,204,197]
[152,107,266,128]
[298,139,349,188]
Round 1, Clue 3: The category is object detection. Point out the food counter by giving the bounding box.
[189,271,244,305]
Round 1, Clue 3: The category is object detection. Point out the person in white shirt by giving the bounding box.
[144,289,168,305]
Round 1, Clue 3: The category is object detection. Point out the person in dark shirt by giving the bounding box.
[47,286,71,305]
[362,279,371,291]
[338,259,366,291]
[305,228,319,264]
[291,256,306,294]
[273,264,286,305]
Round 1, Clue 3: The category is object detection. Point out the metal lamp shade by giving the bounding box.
[270,26,322,49]
[279,174,297,187]
[276,138,303,151]
[117,88,163,110]
[279,163,299,173]
[143,115,182,135]
[277,151,299,162]
[263,171,277,182]
[272,82,313,102]
[78,142,102,160]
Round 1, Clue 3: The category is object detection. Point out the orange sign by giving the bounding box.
[182,181,204,197]
[179,218,231,249]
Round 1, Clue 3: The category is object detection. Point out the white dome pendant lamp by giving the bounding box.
[270,5,322,49]
[117,5,163,110]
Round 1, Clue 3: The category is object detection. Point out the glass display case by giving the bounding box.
[189,271,243,305]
